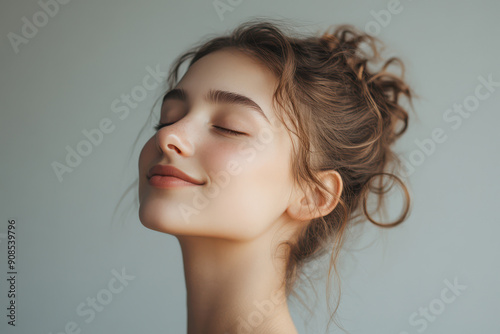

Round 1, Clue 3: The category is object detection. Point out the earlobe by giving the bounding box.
[286,170,343,222]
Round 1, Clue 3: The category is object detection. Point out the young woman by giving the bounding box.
[137,18,413,334]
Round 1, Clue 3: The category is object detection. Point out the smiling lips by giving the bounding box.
[147,165,204,188]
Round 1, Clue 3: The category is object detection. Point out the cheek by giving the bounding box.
[192,138,293,239]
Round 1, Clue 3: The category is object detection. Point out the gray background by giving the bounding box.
[1,0,499,333]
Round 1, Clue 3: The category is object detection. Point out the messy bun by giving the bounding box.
[309,25,413,231]
[154,18,415,330]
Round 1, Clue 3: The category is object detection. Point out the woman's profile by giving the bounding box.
[136,17,414,334]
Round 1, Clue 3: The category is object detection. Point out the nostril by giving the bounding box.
[168,144,181,153]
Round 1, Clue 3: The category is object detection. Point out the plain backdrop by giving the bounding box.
[1,0,499,333]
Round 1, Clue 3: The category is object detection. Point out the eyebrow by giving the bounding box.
[161,88,270,123]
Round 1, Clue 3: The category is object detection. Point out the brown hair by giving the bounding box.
[124,17,415,332]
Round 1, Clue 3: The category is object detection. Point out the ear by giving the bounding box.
[286,170,343,222]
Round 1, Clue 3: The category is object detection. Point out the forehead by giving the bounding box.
[183,47,275,84]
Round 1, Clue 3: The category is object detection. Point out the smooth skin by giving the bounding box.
[138,47,343,334]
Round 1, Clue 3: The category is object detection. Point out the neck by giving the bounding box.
[177,225,299,334]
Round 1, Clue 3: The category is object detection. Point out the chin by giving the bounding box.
[138,201,194,235]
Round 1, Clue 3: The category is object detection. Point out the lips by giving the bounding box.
[147,165,204,185]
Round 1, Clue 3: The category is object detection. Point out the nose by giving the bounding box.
[155,121,195,156]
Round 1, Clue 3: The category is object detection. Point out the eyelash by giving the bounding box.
[153,122,246,136]
[153,122,172,131]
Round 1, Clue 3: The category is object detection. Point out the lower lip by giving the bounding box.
[148,175,201,188]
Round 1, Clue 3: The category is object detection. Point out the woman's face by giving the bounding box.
[138,48,298,240]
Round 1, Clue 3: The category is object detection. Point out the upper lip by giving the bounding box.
[147,165,204,185]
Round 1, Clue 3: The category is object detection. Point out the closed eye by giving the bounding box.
[154,122,246,136]
[154,122,174,131]
[212,126,246,136]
